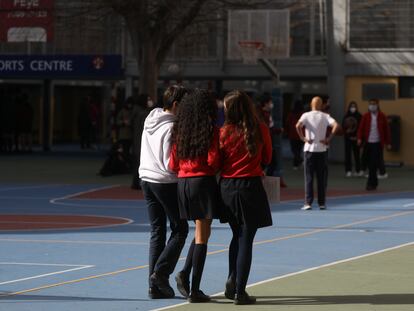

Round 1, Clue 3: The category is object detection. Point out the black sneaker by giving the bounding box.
[150,272,174,298]
[148,286,172,299]
[234,292,256,305]
[366,185,377,191]
[188,290,211,303]
[175,271,190,298]
[224,277,236,300]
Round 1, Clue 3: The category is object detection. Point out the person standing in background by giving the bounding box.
[357,98,391,191]
[285,100,304,170]
[342,101,362,177]
[116,99,133,161]
[257,93,287,187]
[296,96,339,210]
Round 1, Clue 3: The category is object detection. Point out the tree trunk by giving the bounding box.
[138,42,160,102]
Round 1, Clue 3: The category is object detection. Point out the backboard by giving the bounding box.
[227,9,290,61]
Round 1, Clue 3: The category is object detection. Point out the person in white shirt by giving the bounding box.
[139,85,189,299]
[296,96,339,210]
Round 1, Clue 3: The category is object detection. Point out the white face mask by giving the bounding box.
[350,107,356,113]
[368,104,378,112]
[147,99,154,108]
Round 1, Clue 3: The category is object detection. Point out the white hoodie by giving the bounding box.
[139,108,177,183]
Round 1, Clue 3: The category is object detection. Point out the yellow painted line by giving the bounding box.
[0,264,148,298]
[2,209,414,298]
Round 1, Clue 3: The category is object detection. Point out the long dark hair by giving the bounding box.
[222,90,262,156]
[172,89,217,159]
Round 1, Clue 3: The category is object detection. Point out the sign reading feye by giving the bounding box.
[0,55,123,79]
[0,0,54,42]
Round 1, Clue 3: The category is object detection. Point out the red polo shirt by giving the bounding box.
[169,128,221,177]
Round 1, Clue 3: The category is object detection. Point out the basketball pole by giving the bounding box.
[258,58,280,86]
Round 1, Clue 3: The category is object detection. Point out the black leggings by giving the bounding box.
[228,222,257,294]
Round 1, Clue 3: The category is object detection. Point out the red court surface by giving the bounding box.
[0,214,131,231]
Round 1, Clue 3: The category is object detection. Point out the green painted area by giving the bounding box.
[165,244,414,311]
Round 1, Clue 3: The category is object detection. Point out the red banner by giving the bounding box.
[0,0,54,42]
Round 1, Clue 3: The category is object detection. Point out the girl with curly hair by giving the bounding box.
[169,88,220,303]
[219,90,273,305]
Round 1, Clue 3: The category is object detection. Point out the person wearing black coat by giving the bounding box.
[342,101,362,177]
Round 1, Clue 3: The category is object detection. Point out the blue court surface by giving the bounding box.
[0,183,413,311]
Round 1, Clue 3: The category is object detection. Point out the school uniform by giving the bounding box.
[219,122,273,298]
[219,122,273,228]
[169,128,221,220]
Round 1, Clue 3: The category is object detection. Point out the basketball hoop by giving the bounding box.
[238,41,265,64]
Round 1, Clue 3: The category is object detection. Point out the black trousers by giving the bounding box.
[290,139,303,167]
[141,181,189,285]
[344,138,361,172]
[366,143,383,188]
[304,151,328,206]
[361,143,386,175]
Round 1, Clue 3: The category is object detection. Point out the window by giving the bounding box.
[362,83,396,100]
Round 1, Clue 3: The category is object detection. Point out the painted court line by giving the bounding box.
[0,238,229,248]
[49,185,120,204]
[2,203,413,298]
[150,241,414,311]
[0,263,94,286]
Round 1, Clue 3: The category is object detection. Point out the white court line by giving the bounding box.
[0,263,94,286]
[49,184,146,209]
[403,202,414,208]
[150,241,414,311]
[0,262,90,267]
[49,185,120,204]
[0,238,228,247]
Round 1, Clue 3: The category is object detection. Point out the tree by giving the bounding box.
[76,0,272,100]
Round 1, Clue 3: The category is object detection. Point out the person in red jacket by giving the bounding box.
[219,90,273,305]
[357,98,391,191]
[169,89,220,303]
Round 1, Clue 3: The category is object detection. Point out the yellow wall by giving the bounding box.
[346,77,414,166]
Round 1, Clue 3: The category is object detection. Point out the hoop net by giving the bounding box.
[238,41,264,64]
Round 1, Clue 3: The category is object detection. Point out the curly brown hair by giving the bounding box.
[172,89,217,159]
[222,90,262,156]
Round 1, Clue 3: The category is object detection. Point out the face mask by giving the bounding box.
[368,104,377,112]
[349,107,356,113]
[147,100,154,108]
[217,100,224,108]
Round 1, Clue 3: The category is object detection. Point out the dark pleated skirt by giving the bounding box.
[219,177,273,228]
[177,176,220,220]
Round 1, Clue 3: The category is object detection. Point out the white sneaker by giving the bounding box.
[301,204,312,210]
[319,205,326,210]
[345,171,352,178]
[354,171,364,177]
[378,173,388,179]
